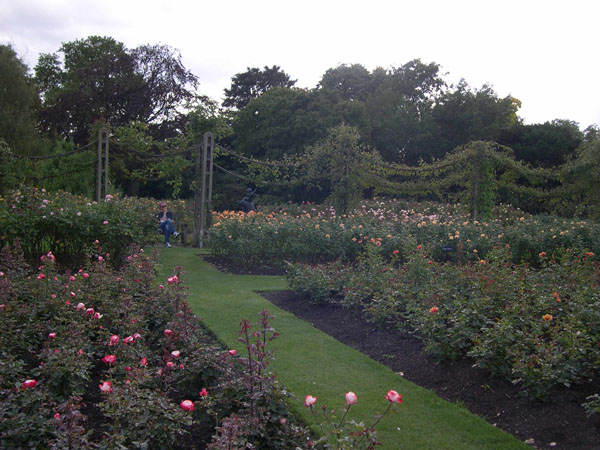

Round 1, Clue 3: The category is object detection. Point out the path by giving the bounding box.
[157,247,528,449]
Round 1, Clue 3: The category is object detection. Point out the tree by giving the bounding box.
[319,63,383,102]
[223,65,296,110]
[35,36,199,144]
[232,87,369,160]
[365,60,445,163]
[499,119,582,167]
[433,81,521,158]
[0,44,41,153]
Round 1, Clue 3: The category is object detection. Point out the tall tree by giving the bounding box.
[499,119,582,167]
[35,36,199,144]
[433,81,521,157]
[232,87,369,160]
[366,60,445,163]
[319,63,383,102]
[223,65,296,110]
[0,44,41,153]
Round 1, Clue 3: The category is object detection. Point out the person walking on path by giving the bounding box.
[157,201,180,247]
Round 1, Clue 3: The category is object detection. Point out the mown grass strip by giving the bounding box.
[157,247,528,449]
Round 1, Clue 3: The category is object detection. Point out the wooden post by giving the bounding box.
[96,128,109,202]
[197,132,214,248]
[193,142,202,247]
[96,129,102,202]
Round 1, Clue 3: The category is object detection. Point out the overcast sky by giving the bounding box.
[2,0,599,129]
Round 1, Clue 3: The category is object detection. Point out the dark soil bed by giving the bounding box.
[202,255,600,450]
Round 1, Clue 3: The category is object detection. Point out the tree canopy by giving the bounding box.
[35,36,199,144]
[0,44,41,153]
[223,65,296,110]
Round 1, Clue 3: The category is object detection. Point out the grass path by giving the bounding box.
[157,247,528,449]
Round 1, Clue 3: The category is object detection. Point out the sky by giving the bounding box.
[2,0,599,129]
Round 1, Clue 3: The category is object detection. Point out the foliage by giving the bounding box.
[223,65,297,110]
[499,120,583,167]
[0,187,158,268]
[35,36,199,145]
[303,125,384,214]
[0,44,42,154]
[284,213,600,400]
[0,239,310,448]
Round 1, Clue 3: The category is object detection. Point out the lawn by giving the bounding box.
[157,246,528,449]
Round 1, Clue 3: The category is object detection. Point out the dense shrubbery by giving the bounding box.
[0,187,158,269]
[0,243,310,448]
[207,199,600,269]
[286,242,600,400]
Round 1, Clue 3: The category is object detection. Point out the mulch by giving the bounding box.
[201,255,600,450]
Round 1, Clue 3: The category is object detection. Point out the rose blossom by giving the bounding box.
[429,306,439,314]
[228,349,238,356]
[164,329,173,337]
[180,400,195,411]
[99,381,112,393]
[76,303,86,310]
[385,390,402,404]
[345,391,357,405]
[109,335,120,346]
[304,395,317,407]
[199,388,208,397]
[123,336,134,345]
[102,354,116,365]
[22,379,37,389]
[140,357,148,366]
[171,350,181,358]
[48,332,57,339]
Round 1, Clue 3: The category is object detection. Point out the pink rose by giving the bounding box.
[345,391,357,405]
[385,390,402,404]
[171,350,181,358]
[304,395,317,407]
[123,336,134,345]
[48,332,57,339]
[102,354,116,365]
[164,329,173,337]
[36,273,45,280]
[99,381,112,393]
[82,273,89,279]
[86,308,94,316]
[228,349,238,356]
[109,335,119,346]
[166,361,175,368]
[140,357,148,366]
[22,379,37,389]
[180,400,195,411]
[76,303,85,310]
[199,388,208,397]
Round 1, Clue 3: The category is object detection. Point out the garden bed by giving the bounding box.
[203,255,600,450]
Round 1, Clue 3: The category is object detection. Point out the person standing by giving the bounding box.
[157,201,180,247]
